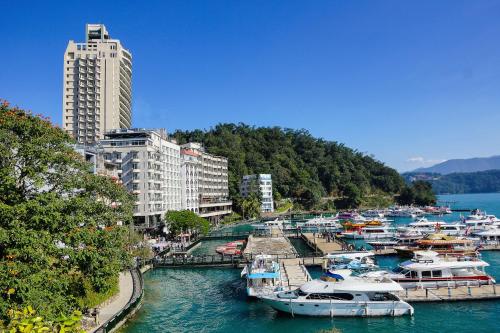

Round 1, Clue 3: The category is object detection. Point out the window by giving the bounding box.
[432,270,442,277]
[421,271,432,278]
[306,293,354,301]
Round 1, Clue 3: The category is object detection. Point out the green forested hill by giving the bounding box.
[173,124,404,208]
[431,170,500,194]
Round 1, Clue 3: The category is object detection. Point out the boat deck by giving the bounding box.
[301,233,343,255]
[400,284,500,302]
[279,258,311,289]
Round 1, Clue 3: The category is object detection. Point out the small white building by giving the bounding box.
[241,174,274,212]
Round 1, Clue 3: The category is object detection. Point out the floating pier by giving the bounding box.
[279,258,311,288]
[301,232,343,255]
[400,284,500,302]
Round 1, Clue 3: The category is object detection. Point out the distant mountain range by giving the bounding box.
[414,155,500,175]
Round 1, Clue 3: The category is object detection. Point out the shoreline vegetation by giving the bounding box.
[0,102,141,331]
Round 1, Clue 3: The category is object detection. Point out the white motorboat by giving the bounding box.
[252,219,284,231]
[362,210,386,218]
[342,225,396,240]
[301,217,342,230]
[398,218,466,236]
[362,250,495,288]
[474,227,500,245]
[260,270,414,317]
[241,254,281,297]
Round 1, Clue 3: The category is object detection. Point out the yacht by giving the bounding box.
[252,219,283,232]
[300,217,342,231]
[260,270,414,317]
[362,251,494,288]
[474,228,500,245]
[342,225,396,240]
[394,233,477,257]
[241,255,281,297]
[362,210,386,218]
[398,218,466,236]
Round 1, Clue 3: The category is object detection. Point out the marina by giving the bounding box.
[125,193,500,333]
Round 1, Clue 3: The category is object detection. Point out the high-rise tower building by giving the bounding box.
[62,24,132,144]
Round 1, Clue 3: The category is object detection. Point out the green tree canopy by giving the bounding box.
[0,102,134,321]
[396,181,436,206]
[165,210,211,236]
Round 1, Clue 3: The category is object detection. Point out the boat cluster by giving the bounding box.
[241,254,415,317]
[241,208,499,318]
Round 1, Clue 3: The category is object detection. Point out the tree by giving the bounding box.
[341,184,362,209]
[397,186,416,205]
[412,181,437,206]
[0,101,134,322]
[396,181,436,206]
[165,210,211,236]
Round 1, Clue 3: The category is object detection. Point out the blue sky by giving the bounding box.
[2,0,500,171]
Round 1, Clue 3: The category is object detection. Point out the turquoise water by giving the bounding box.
[124,193,500,333]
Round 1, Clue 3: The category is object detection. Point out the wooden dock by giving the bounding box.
[399,284,500,302]
[279,258,312,289]
[301,233,343,255]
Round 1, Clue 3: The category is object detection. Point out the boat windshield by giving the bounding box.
[392,266,405,273]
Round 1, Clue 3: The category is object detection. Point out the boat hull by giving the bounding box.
[261,298,413,317]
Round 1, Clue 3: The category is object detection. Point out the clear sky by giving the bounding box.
[2,0,500,171]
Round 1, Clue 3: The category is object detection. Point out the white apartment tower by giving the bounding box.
[63,24,132,144]
[99,129,182,228]
[241,174,274,212]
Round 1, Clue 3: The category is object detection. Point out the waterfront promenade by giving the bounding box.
[87,271,134,333]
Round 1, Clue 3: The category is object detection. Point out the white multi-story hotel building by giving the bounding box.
[180,143,232,223]
[99,129,181,227]
[180,148,201,213]
[241,174,274,212]
[63,24,132,145]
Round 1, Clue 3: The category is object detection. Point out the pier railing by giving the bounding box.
[152,253,326,268]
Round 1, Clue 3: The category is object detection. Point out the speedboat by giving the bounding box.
[260,270,414,317]
[362,250,495,288]
[322,252,376,271]
[241,254,281,297]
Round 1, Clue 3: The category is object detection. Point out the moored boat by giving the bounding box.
[260,270,414,317]
[215,240,246,255]
[362,250,495,288]
[241,254,281,297]
[394,233,477,257]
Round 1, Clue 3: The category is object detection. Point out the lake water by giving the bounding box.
[123,193,500,333]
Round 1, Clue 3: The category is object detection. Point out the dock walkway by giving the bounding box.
[400,284,500,302]
[301,233,343,255]
[280,258,311,289]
